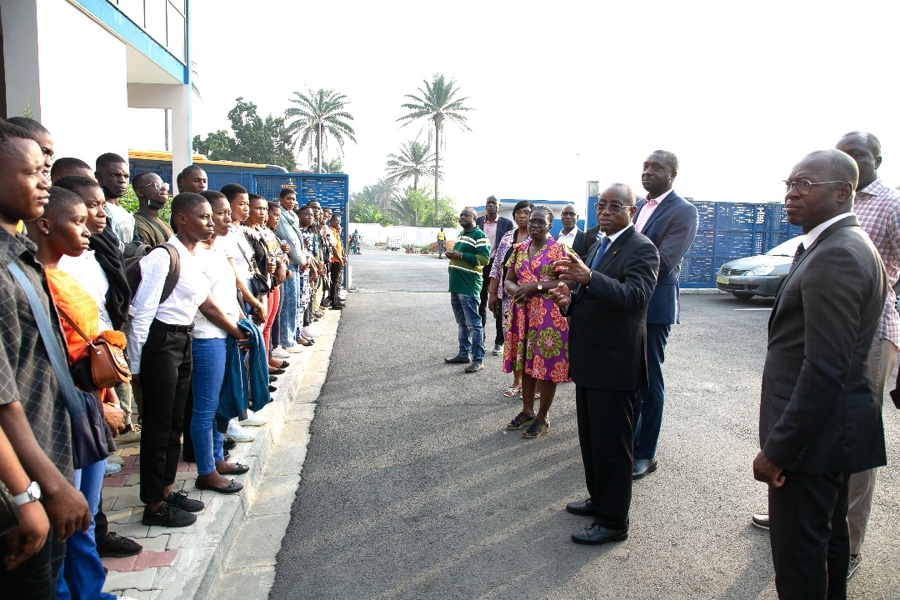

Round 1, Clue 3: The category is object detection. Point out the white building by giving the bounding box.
[1,0,192,175]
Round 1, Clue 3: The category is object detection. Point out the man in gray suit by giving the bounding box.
[754,149,887,599]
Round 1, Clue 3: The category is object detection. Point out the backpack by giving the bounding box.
[125,243,181,305]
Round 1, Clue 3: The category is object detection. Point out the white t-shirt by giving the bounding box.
[193,243,242,339]
[58,250,113,329]
[105,202,135,248]
[220,226,255,285]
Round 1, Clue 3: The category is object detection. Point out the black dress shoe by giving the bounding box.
[571,523,628,545]
[632,458,658,480]
[223,436,237,451]
[195,477,243,494]
[444,355,471,364]
[566,498,597,516]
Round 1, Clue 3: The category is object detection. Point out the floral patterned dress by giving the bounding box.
[502,238,569,382]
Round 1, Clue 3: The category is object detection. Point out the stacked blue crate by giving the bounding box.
[680,201,801,288]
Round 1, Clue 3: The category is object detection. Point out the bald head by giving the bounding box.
[785,150,858,232]
[801,149,859,188]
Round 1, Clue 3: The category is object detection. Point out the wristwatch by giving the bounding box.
[12,481,41,506]
[537,283,544,292]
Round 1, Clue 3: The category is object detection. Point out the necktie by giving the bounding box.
[791,242,806,267]
[590,237,611,270]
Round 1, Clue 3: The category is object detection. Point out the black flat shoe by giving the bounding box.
[566,498,597,516]
[269,368,286,375]
[223,436,237,451]
[218,462,249,475]
[195,477,243,494]
[268,385,277,393]
[571,523,628,545]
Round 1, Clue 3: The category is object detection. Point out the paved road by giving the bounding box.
[271,250,900,600]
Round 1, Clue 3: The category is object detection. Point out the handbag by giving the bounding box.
[236,234,271,297]
[8,262,109,470]
[56,308,130,388]
[0,480,20,537]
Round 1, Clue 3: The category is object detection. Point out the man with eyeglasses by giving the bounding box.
[631,150,698,480]
[751,132,900,582]
[754,149,886,599]
[549,183,659,545]
[132,172,174,247]
[557,203,587,257]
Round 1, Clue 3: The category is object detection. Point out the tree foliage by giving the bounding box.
[193,97,296,170]
[311,157,344,174]
[384,139,438,191]
[397,74,472,216]
[285,88,356,173]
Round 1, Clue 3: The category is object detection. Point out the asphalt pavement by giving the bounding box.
[268,249,900,600]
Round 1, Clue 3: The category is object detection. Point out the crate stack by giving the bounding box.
[680,201,801,288]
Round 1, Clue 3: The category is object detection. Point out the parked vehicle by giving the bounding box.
[716,236,803,299]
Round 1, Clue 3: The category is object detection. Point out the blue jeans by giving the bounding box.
[191,337,227,476]
[450,292,484,362]
[278,265,299,348]
[57,459,115,600]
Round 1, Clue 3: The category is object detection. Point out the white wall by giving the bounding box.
[34,0,129,164]
[2,0,41,119]
[349,223,452,247]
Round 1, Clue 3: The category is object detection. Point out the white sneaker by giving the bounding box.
[286,344,305,354]
[239,409,267,427]
[105,461,122,476]
[271,347,290,359]
[226,420,256,442]
[302,326,320,339]
[107,453,125,465]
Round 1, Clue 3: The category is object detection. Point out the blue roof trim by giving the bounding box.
[75,0,188,84]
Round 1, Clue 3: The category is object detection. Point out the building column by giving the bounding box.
[127,83,193,185]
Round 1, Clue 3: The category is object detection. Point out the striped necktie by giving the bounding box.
[791,242,805,267]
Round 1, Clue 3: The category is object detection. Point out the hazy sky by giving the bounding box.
[128,0,900,214]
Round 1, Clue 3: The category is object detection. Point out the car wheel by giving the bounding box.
[732,292,756,300]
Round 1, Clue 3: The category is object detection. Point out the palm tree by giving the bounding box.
[311,157,344,174]
[397,74,473,217]
[285,88,356,173]
[385,139,437,191]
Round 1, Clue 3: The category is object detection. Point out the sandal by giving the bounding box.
[502,386,522,398]
[506,412,535,430]
[522,418,550,439]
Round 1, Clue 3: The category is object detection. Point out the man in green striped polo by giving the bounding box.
[444,207,491,373]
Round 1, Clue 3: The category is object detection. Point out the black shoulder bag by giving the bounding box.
[8,262,109,470]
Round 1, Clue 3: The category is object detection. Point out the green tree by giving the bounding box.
[353,179,397,210]
[193,98,296,170]
[349,202,382,223]
[387,188,432,227]
[384,139,437,191]
[311,157,344,174]
[285,88,356,173]
[397,74,473,218]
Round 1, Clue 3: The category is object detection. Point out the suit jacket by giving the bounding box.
[633,191,698,324]
[476,215,514,260]
[559,229,588,258]
[567,226,660,391]
[582,225,601,257]
[760,215,887,474]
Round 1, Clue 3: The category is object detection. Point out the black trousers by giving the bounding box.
[139,322,193,504]
[575,385,637,530]
[0,535,64,600]
[329,262,343,305]
[478,260,503,347]
[769,470,850,600]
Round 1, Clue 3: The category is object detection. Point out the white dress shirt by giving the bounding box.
[127,236,211,373]
[193,243,242,339]
[557,227,580,248]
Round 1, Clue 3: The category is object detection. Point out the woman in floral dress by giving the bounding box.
[488,200,532,398]
[502,207,571,438]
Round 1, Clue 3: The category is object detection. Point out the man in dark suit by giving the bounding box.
[754,149,886,599]
[476,195,514,355]
[549,183,659,545]
[557,203,586,257]
[631,150,698,479]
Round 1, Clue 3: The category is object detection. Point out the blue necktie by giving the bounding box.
[590,237,611,270]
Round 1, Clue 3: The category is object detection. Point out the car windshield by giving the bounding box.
[765,236,804,257]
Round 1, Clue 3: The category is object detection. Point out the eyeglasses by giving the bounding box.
[783,179,847,196]
[140,181,169,191]
[514,210,532,217]
[593,202,630,213]
[528,219,549,226]
[561,211,576,216]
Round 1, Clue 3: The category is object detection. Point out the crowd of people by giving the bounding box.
[0,117,348,599]
[444,138,899,599]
